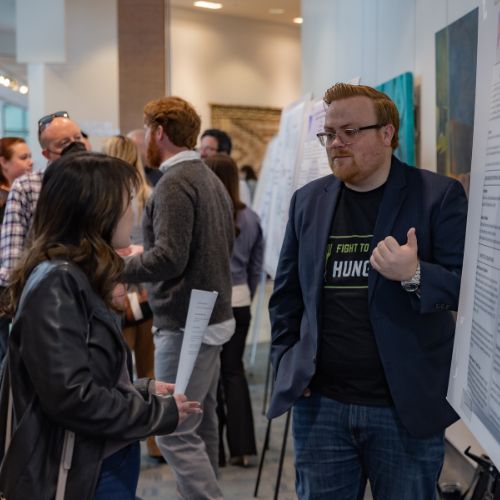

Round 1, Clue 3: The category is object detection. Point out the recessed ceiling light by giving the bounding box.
[194,1,222,9]
[293,17,303,24]
[269,8,285,15]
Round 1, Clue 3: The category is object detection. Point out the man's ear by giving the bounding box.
[155,125,164,142]
[382,124,395,147]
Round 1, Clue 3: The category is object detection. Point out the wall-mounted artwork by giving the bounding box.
[376,72,415,166]
[210,104,281,173]
[436,7,478,190]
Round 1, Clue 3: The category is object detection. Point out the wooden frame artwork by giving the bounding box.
[210,103,282,174]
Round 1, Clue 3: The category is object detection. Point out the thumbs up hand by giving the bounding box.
[370,228,419,281]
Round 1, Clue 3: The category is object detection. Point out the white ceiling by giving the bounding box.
[170,0,301,25]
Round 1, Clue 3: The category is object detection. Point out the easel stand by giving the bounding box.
[439,447,500,500]
[254,341,291,500]
[465,447,500,500]
[253,410,292,500]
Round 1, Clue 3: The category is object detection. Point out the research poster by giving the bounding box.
[294,99,332,191]
[260,96,311,278]
[448,0,500,468]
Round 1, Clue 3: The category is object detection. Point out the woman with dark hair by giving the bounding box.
[0,137,33,222]
[204,153,264,467]
[0,152,200,499]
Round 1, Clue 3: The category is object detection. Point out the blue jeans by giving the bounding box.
[93,442,140,500]
[293,393,444,500]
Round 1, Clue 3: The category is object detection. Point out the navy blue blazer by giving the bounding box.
[268,156,468,438]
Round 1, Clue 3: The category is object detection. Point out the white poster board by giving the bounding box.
[294,99,332,191]
[448,0,500,468]
[260,96,311,278]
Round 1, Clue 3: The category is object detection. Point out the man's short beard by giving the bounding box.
[147,136,162,168]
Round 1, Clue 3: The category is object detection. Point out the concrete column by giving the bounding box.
[117,0,169,134]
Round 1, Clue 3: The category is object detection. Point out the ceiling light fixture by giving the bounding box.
[293,17,303,24]
[269,8,285,15]
[0,74,29,94]
[194,1,223,9]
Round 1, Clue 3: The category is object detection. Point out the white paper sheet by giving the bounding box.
[447,0,500,469]
[174,289,218,395]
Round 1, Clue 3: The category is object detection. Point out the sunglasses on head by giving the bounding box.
[37,111,70,136]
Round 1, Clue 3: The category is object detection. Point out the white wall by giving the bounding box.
[301,0,416,97]
[301,0,478,172]
[170,7,301,136]
[26,0,119,167]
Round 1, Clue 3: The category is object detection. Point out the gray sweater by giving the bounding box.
[123,159,234,331]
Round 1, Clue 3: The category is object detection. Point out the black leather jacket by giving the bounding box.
[0,260,178,499]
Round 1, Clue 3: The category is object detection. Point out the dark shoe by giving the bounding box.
[229,455,254,467]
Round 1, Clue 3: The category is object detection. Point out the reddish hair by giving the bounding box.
[0,137,26,161]
[323,83,400,149]
[143,96,201,149]
[0,137,27,185]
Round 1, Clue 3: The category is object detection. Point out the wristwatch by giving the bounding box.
[401,261,420,292]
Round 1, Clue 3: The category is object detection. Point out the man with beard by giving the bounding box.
[122,97,234,500]
[127,128,163,186]
[268,83,468,500]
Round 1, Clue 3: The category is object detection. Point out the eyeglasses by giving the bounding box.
[38,111,70,137]
[316,124,386,147]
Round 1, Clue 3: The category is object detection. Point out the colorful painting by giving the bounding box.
[436,8,478,186]
[210,104,281,173]
[376,72,415,166]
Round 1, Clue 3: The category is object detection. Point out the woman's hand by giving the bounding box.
[173,394,202,423]
[153,382,202,423]
[111,283,127,310]
[116,244,144,257]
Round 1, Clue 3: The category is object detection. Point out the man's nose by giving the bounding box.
[328,134,346,148]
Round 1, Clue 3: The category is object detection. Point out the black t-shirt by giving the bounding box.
[311,183,393,406]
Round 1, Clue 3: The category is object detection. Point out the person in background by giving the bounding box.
[0,137,33,223]
[0,137,33,364]
[127,128,163,187]
[239,164,258,203]
[205,154,264,468]
[268,83,468,500]
[0,121,84,366]
[199,128,252,206]
[0,151,201,499]
[0,111,84,289]
[102,134,162,460]
[123,97,234,500]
